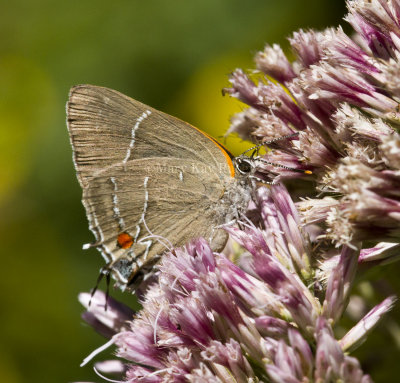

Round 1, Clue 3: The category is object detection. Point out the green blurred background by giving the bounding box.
[4,1,398,382]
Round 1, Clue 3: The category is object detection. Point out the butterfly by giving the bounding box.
[67,85,261,290]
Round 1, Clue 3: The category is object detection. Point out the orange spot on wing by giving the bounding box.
[117,232,134,249]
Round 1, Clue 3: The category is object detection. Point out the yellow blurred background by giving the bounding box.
[7,1,399,382]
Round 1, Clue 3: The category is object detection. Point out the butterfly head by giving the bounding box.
[234,156,255,176]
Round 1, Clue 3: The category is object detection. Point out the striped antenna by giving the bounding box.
[255,157,312,175]
[241,132,300,156]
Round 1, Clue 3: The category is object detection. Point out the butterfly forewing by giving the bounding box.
[67,85,234,288]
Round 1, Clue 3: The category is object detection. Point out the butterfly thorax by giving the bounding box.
[213,173,253,226]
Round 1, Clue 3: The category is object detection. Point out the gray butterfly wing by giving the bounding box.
[67,85,235,288]
[67,85,234,186]
[83,158,229,287]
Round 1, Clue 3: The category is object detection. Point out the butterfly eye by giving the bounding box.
[236,158,252,174]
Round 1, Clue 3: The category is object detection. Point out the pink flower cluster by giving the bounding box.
[226,0,400,252]
[79,186,394,382]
